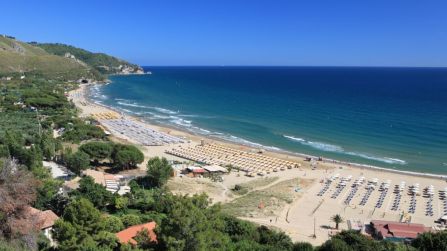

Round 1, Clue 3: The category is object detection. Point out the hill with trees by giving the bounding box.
[34,43,143,75]
[0,35,98,80]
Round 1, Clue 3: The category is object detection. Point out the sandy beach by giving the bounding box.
[69,83,447,245]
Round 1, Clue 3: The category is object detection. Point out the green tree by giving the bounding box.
[112,144,144,170]
[318,237,352,251]
[121,214,142,228]
[53,198,108,250]
[331,214,344,230]
[103,215,125,233]
[33,166,63,210]
[293,242,314,251]
[134,228,156,250]
[52,220,78,250]
[221,215,260,242]
[73,176,113,209]
[65,151,90,174]
[40,133,55,160]
[0,145,10,158]
[258,225,293,250]
[146,157,173,188]
[61,198,104,234]
[114,196,129,211]
[93,231,119,250]
[157,193,231,250]
[317,230,398,251]
[412,231,447,251]
[79,141,113,165]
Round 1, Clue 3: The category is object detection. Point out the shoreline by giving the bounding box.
[80,82,447,180]
[71,82,447,245]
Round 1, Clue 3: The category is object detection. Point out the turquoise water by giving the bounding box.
[91,67,447,174]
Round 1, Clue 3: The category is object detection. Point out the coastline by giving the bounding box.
[79,82,446,180]
[71,82,447,245]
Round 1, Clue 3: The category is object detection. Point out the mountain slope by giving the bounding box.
[35,43,143,75]
[0,36,97,80]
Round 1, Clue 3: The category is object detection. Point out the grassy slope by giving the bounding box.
[0,37,98,80]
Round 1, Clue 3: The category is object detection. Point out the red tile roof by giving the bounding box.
[116,222,157,245]
[25,207,59,230]
[371,220,430,239]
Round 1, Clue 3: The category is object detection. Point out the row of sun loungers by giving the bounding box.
[331,177,349,199]
[344,186,359,205]
[375,181,391,208]
[359,187,374,206]
[166,144,300,176]
[321,175,445,218]
[343,176,366,205]
[439,189,447,216]
[408,184,420,214]
[409,195,417,214]
[100,118,184,146]
[424,186,435,217]
[391,182,405,211]
[317,180,333,196]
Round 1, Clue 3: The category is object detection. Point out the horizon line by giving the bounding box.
[140,65,447,69]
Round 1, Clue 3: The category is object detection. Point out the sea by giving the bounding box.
[89,66,447,174]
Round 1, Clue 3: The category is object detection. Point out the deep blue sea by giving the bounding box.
[90,67,447,174]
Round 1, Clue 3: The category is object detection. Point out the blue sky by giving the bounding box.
[2,1,447,66]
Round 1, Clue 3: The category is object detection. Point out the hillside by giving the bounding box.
[0,36,99,80]
[34,43,144,75]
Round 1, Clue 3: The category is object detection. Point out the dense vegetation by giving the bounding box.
[35,43,142,75]
[0,38,445,251]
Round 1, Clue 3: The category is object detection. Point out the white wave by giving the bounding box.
[194,127,211,134]
[283,134,406,165]
[142,112,171,120]
[305,141,344,152]
[117,108,134,114]
[285,135,343,152]
[153,107,178,115]
[117,101,151,109]
[116,101,178,115]
[169,117,192,127]
[283,135,305,142]
[345,152,407,165]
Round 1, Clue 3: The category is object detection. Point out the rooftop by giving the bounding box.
[371,220,430,239]
[25,207,59,230]
[203,164,228,173]
[116,222,157,245]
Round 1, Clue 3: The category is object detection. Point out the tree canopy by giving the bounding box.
[145,157,173,188]
[79,141,113,164]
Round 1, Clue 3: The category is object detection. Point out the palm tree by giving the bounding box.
[331,214,344,229]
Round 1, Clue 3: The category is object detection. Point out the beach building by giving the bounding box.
[184,166,206,177]
[25,207,59,246]
[370,220,431,242]
[43,161,74,180]
[82,169,121,193]
[203,164,228,174]
[116,222,157,246]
